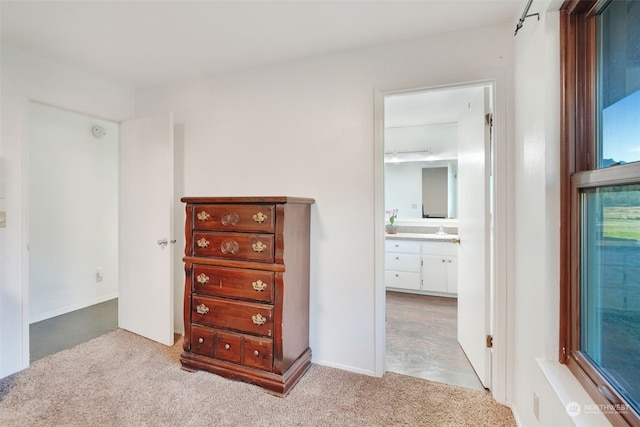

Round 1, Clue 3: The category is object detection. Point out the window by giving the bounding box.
[561,1,640,425]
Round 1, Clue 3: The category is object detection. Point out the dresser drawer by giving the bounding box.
[243,335,273,371]
[214,330,243,364]
[192,204,276,233]
[190,325,273,371]
[192,265,275,303]
[190,324,214,357]
[192,232,275,263]
[192,295,274,337]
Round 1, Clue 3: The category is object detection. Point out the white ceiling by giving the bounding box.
[0,0,523,90]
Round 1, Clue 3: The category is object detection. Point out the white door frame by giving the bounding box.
[373,78,510,404]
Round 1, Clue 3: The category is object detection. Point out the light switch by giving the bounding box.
[0,211,6,228]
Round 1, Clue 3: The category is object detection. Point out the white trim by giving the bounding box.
[373,90,386,377]
[30,293,118,324]
[313,359,378,377]
[536,359,611,427]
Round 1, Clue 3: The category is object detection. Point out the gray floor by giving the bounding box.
[29,299,118,363]
[386,291,484,391]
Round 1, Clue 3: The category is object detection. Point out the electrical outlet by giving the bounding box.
[96,268,103,283]
[533,391,540,421]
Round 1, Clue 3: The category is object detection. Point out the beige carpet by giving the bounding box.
[0,329,515,426]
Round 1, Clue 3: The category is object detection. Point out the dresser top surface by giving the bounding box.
[181,196,315,205]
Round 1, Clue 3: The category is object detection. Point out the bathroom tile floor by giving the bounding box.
[386,291,484,391]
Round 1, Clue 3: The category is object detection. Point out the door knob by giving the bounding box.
[157,238,177,247]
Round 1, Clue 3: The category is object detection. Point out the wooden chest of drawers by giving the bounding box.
[180,196,314,396]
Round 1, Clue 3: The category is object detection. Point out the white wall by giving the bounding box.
[0,44,135,377]
[135,22,514,376]
[28,102,119,322]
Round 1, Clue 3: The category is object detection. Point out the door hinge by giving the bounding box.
[486,335,493,348]
[485,113,493,127]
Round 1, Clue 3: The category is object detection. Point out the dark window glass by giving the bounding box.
[580,184,640,413]
[597,0,640,167]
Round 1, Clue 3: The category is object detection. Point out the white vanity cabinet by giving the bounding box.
[384,240,422,291]
[421,241,458,295]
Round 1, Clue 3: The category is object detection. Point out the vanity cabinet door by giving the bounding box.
[421,255,449,293]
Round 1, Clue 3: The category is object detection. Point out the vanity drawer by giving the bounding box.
[192,265,274,303]
[192,295,274,337]
[385,271,421,291]
[192,232,274,263]
[385,240,422,254]
[422,241,458,257]
[192,204,275,233]
[385,253,421,272]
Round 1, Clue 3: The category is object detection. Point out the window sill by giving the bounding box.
[536,358,611,426]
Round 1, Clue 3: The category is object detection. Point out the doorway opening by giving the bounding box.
[381,82,495,391]
[28,101,119,362]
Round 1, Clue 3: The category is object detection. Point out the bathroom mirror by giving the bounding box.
[383,85,485,221]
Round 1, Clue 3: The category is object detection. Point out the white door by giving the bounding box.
[457,87,491,389]
[119,113,175,346]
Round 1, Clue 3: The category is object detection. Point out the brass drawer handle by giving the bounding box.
[252,241,267,253]
[224,344,230,350]
[253,212,268,223]
[252,314,267,326]
[196,237,210,248]
[252,280,267,292]
[196,273,209,284]
[198,338,204,344]
[221,212,240,226]
[221,240,240,254]
[196,304,209,315]
[197,211,211,221]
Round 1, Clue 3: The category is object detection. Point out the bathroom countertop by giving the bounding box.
[385,232,459,243]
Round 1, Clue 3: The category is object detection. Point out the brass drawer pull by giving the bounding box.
[196,237,210,248]
[197,211,211,221]
[252,314,267,326]
[221,212,240,226]
[198,338,204,344]
[224,344,231,350]
[252,241,267,253]
[221,240,240,254]
[252,280,267,292]
[253,212,268,223]
[196,304,209,315]
[196,273,209,284]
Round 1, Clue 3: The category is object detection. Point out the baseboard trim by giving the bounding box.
[30,293,118,324]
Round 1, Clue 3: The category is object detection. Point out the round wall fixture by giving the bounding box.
[92,125,106,139]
